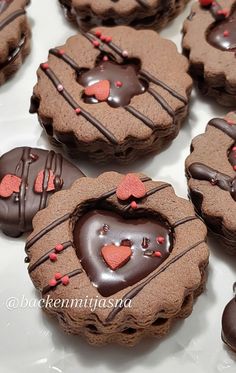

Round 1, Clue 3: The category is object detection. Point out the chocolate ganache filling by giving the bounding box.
[78,60,147,108]
[73,210,172,297]
[207,6,236,51]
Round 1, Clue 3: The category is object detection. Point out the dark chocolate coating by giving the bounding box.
[0,147,84,237]
[73,209,172,297]
[222,298,236,352]
[78,61,146,108]
[0,0,13,14]
[207,7,236,51]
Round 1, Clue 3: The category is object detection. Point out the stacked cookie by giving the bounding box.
[59,0,190,30]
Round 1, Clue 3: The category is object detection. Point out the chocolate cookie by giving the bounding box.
[26,172,209,346]
[222,283,236,353]
[0,0,31,85]
[0,147,84,237]
[59,0,190,31]
[182,0,236,106]
[30,26,192,163]
[185,112,236,254]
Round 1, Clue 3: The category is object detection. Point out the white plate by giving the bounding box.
[0,1,236,372]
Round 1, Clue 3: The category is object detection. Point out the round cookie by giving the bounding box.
[182,0,236,106]
[186,112,236,254]
[59,0,190,31]
[222,284,236,353]
[0,0,31,85]
[0,147,84,237]
[26,172,209,346]
[30,26,192,163]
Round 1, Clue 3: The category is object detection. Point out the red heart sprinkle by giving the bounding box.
[116,174,146,201]
[34,170,56,193]
[101,244,132,270]
[84,80,110,102]
[0,174,21,198]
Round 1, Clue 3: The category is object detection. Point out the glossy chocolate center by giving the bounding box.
[0,0,13,14]
[78,61,147,108]
[222,298,236,351]
[73,210,172,297]
[207,8,236,51]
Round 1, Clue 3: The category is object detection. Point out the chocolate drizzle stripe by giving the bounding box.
[135,0,149,8]
[105,239,206,322]
[39,151,54,210]
[25,213,71,251]
[187,11,196,21]
[40,66,118,145]
[209,118,236,141]
[124,106,155,129]
[140,70,187,104]
[42,268,83,295]
[0,9,25,31]
[146,183,171,197]
[28,241,73,273]
[39,151,63,210]
[49,49,82,73]
[18,148,31,231]
[147,88,175,118]
[188,162,236,201]
[53,152,63,191]
[172,216,199,228]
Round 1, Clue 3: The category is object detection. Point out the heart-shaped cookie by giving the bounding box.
[0,174,21,198]
[73,209,172,297]
[116,173,146,201]
[84,80,110,102]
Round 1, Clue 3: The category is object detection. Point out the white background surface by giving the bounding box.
[0,1,236,372]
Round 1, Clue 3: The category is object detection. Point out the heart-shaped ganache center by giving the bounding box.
[78,60,147,108]
[207,7,236,51]
[73,210,172,297]
[0,0,13,14]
